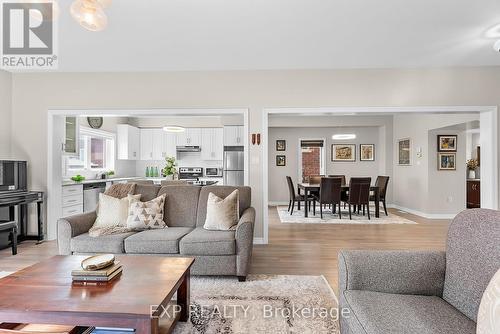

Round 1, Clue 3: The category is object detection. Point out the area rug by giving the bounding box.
[174,275,339,334]
[277,205,416,225]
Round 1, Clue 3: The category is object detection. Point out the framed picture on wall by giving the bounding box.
[437,135,457,152]
[398,138,411,166]
[360,144,375,161]
[276,140,286,151]
[331,144,356,162]
[276,155,286,166]
[438,153,456,170]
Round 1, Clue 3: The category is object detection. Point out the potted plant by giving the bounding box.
[162,156,177,180]
[466,159,478,179]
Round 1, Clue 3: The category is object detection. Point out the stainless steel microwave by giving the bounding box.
[0,160,27,194]
[205,167,222,177]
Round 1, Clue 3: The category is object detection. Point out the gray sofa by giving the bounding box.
[338,208,500,334]
[57,184,255,281]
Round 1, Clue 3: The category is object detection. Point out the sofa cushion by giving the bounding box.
[343,290,476,334]
[180,228,235,255]
[157,185,201,228]
[133,184,160,201]
[71,232,136,254]
[443,209,500,321]
[196,186,251,227]
[124,227,193,254]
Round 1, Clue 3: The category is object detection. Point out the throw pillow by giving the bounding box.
[203,190,239,231]
[477,267,500,334]
[126,194,167,230]
[89,193,141,237]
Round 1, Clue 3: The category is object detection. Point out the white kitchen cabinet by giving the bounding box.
[201,128,224,161]
[152,129,164,160]
[140,129,154,160]
[223,126,244,146]
[61,184,83,217]
[116,124,140,160]
[176,128,201,146]
[162,132,177,158]
[63,116,79,156]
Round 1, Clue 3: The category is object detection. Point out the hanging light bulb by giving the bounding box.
[70,0,108,32]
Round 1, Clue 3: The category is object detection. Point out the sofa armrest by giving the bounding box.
[338,250,446,296]
[235,207,256,276]
[57,211,97,255]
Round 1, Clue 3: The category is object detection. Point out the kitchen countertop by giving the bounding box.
[62,177,143,186]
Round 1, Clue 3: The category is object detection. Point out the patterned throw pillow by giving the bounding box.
[203,190,240,231]
[126,194,167,230]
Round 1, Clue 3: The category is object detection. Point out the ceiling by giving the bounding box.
[54,0,500,71]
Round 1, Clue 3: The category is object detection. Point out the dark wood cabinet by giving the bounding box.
[467,180,480,208]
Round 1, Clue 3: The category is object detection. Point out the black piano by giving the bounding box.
[0,161,45,250]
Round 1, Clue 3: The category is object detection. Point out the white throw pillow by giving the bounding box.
[126,194,167,230]
[477,268,500,334]
[203,190,239,231]
[91,193,141,229]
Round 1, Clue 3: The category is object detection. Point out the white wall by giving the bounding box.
[392,114,479,216]
[0,70,12,158]
[268,126,386,203]
[9,67,500,240]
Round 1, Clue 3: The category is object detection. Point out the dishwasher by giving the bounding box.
[83,182,106,212]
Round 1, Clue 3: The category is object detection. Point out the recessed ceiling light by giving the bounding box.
[163,126,185,133]
[332,134,356,140]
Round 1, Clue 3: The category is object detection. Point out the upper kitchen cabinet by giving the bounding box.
[176,128,201,146]
[140,128,154,160]
[223,126,244,146]
[201,128,224,161]
[63,117,79,155]
[117,124,140,160]
[162,132,177,158]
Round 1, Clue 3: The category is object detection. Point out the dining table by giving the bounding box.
[297,182,381,218]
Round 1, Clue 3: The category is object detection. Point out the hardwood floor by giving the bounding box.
[0,207,451,294]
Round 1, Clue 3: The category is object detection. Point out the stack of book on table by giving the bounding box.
[71,261,122,284]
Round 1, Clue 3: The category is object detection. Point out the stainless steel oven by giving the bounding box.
[0,161,27,194]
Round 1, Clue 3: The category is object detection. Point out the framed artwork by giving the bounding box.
[276,140,286,151]
[438,153,456,170]
[398,138,411,166]
[331,144,356,162]
[437,135,457,152]
[276,155,286,166]
[360,144,375,161]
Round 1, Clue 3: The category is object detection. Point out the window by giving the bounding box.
[299,139,325,182]
[66,127,115,173]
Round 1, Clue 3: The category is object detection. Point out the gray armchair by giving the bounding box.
[338,209,500,334]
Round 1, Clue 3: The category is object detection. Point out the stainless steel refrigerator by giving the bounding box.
[223,149,244,186]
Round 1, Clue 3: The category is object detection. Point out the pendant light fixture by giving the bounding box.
[70,0,111,32]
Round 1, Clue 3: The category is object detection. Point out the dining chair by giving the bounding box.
[286,176,315,215]
[345,177,372,220]
[328,174,346,185]
[313,177,343,219]
[371,176,390,216]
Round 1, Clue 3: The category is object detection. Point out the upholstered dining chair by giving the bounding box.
[371,176,390,216]
[286,176,315,215]
[313,177,343,219]
[328,174,346,185]
[345,177,372,220]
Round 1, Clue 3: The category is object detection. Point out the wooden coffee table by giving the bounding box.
[0,255,194,334]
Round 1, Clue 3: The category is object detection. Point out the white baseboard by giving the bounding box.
[388,204,457,220]
[253,237,266,244]
[268,201,288,206]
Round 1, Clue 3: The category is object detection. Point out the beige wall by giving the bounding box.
[10,67,500,240]
[0,70,12,158]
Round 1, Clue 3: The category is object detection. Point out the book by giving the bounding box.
[71,261,121,277]
[72,267,122,282]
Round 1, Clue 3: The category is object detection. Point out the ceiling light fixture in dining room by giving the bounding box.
[70,0,111,32]
[332,134,356,140]
[163,126,186,133]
